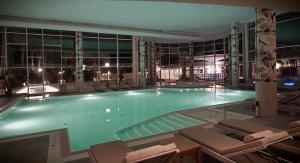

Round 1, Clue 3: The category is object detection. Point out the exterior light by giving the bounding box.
[38,68,42,72]
[105,63,110,67]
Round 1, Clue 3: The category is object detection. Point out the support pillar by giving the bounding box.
[255,8,277,118]
[189,42,194,81]
[243,23,249,82]
[230,23,239,88]
[147,42,156,84]
[132,36,139,87]
[75,32,83,93]
[139,37,146,87]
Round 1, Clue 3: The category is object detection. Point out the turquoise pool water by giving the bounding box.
[0,88,255,151]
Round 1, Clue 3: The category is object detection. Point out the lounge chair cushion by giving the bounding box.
[218,118,281,134]
[124,143,177,163]
[288,120,300,129]
[286,126,300,135]
[90,140,132,163]
[243,130,274,143]
[179,125,265,155]
[264,131,289,143]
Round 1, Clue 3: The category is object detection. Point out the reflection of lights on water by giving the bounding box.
[16,85,59,94]
[106,119,111,122]
[180,89,183,93]
[16,106,43,112]
[82,94,100,100]
[127,91,142,96]
[2,120,37,130]
[105,108,111,113]
[156,89,161,96]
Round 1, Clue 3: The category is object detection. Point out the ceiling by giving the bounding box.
[0,0,256,39]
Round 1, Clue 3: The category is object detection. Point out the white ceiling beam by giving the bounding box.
[142,0,300,12]
[0,15,202,41]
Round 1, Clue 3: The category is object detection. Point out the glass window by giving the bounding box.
[44,36,61,46]
[118,35,132,40]
[100,33,117,39]
[28,35,43,68]
[28,28,42,34]
[83,38,98,57]
[100,58,117,67]
[28,68,43,84]
[118,40,132,58]
[7,68,27,88]
[7,27,26,33]
[44,68,60,84]
[100,39,117,57]
[62,31,75,36]
[0,33,4,68]
[44,46,61,67]
[7,45,27,67]
[62,37,75,67]
[7,33,26,44]
[170,54,179,65]
[119,58,132,67]
[43,29,60,35]
[82,32,98,37]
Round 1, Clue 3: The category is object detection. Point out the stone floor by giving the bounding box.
[0,135,49,163]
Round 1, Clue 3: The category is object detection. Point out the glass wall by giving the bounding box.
[0,26,132,94]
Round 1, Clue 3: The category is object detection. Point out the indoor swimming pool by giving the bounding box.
[0,88,256,151]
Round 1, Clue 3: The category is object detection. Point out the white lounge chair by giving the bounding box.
[179,125,291,163]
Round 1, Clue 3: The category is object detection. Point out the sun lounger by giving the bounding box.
[278,92,300,104]
[217,119,300,162]
[89,140,178,163]
[217,118,300,136]
[179,125,291,163]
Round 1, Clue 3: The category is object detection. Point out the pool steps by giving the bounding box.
[116,112,203,140]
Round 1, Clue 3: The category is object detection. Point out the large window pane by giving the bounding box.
[118,40,132,58]
[0,33,5,68]
[100,39,117,57]
[62,37,75,67]
[44,36,61,46]
[28,35,43,68]
[7,33,26,44]
[100,58,117,67]
[7,45,26,67]
[7,68,27,89]
[44,46,61,67]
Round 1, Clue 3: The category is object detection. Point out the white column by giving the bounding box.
[189,42,194,81]
[151,42,157,83]
[139,37,146,87]
[256,8,277,118]
[75,32,83,93]
[132,36,139,87]
[243,23,249,82]
[230,23,239,88]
